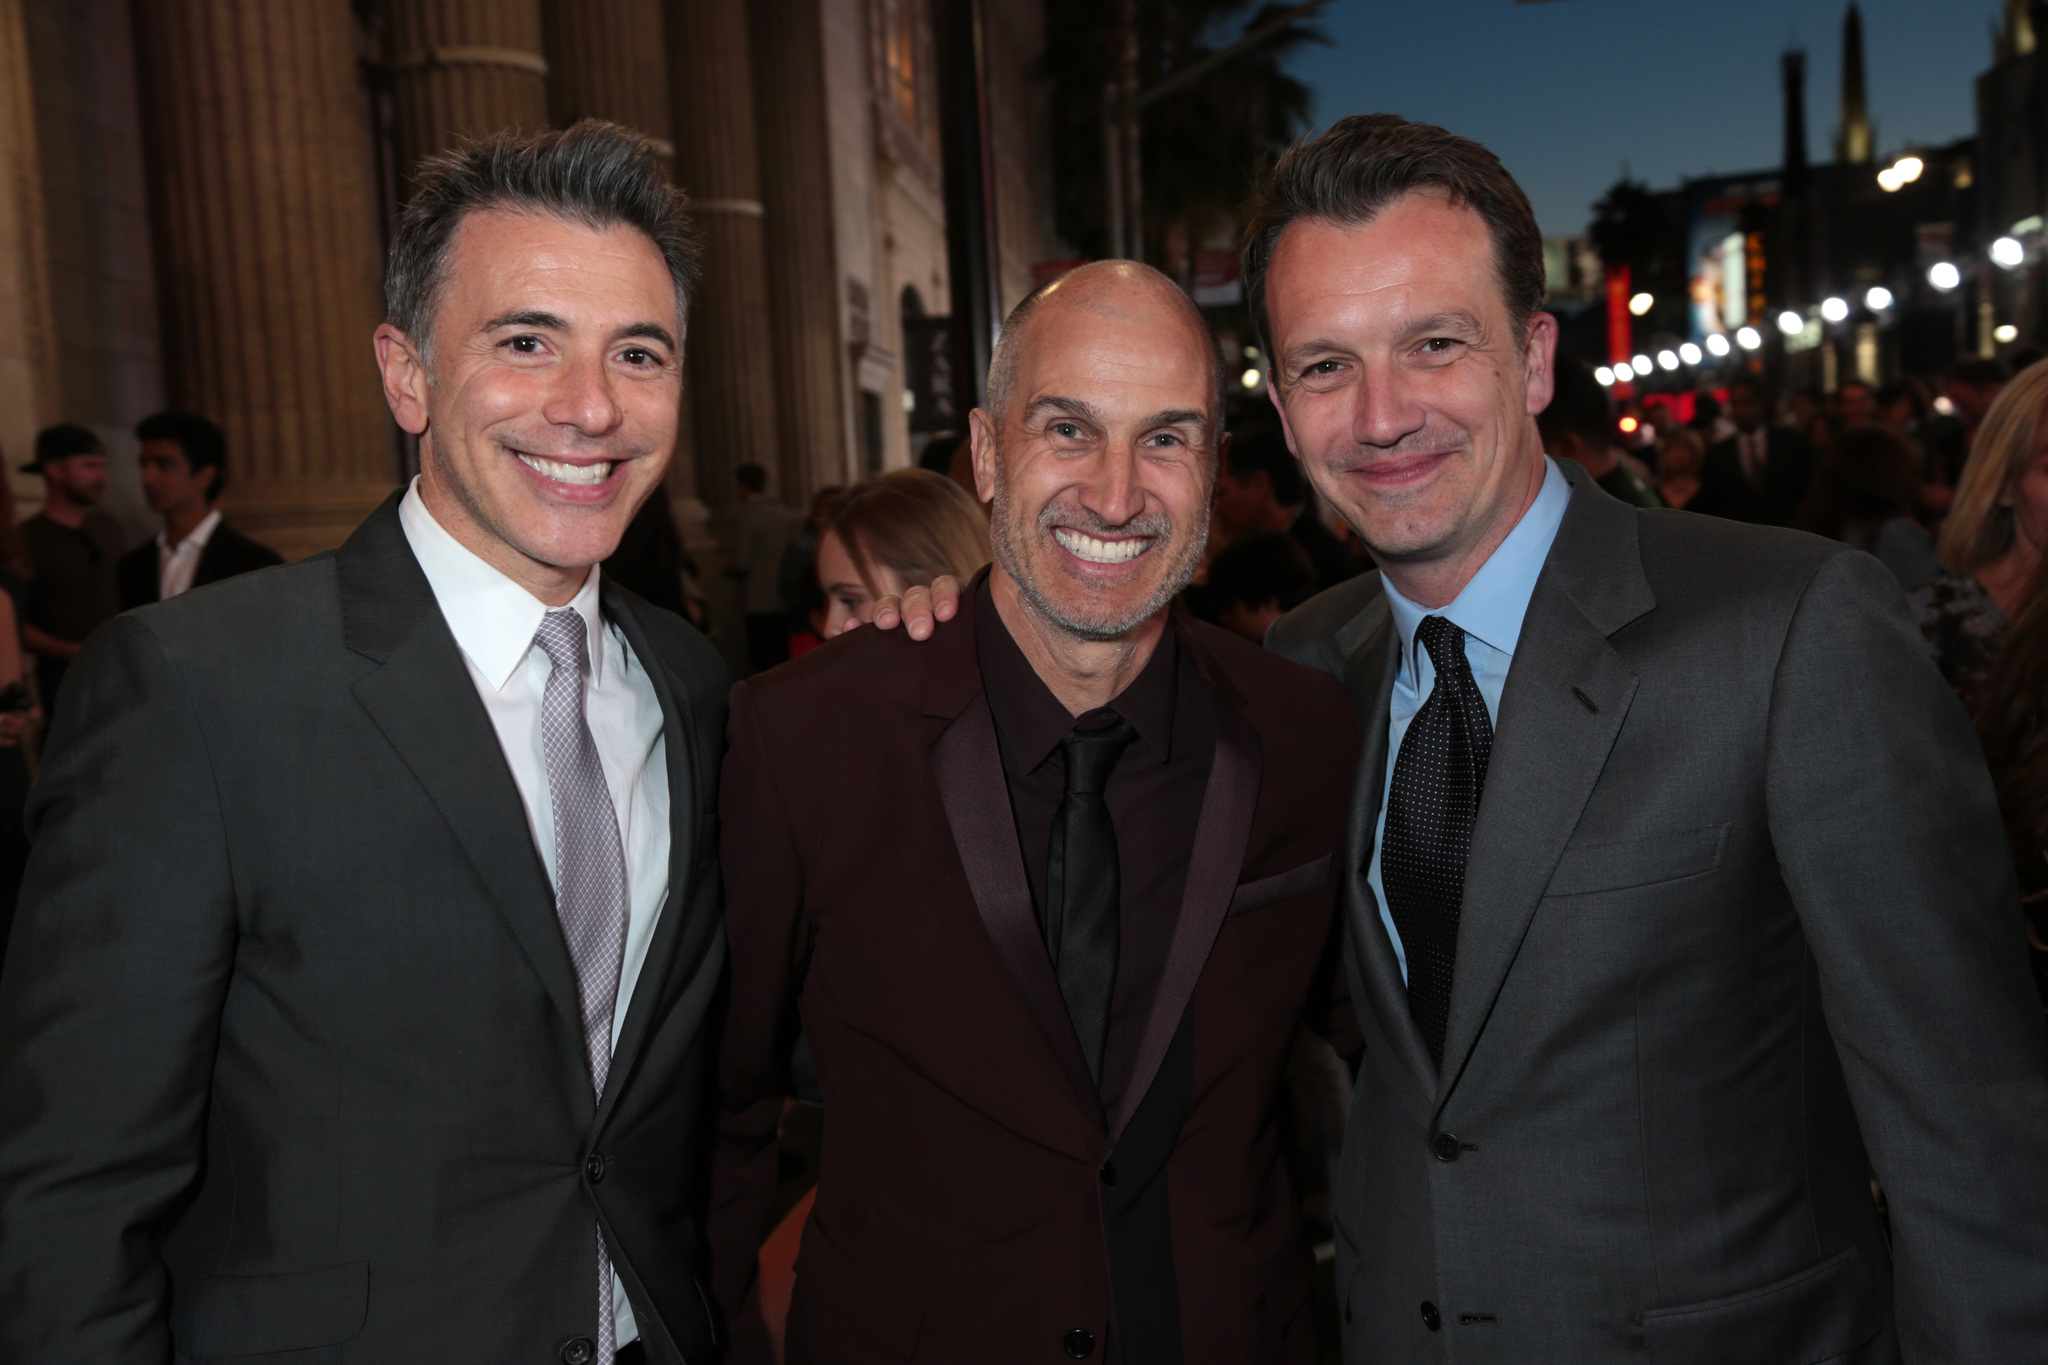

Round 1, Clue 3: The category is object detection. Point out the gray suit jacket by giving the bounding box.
[1268,463,2048,1364]
[0,496,730,1364]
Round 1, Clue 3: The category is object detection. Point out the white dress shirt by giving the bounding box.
[158,507,222,601]
[1368,457,1571,982]
[398,480,668,1347]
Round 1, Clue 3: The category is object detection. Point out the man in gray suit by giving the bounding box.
[0,124,725,1363]
[1253,115,2048,1361]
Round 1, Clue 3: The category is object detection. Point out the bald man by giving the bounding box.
[708,263,1362,1365]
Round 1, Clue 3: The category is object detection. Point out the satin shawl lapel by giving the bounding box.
[1335,597,1438,1098]
[926,591,1105,1117]
[339,498,586,1057]
[1106,624,1260,1146]
[1436,473,1653,1101]
[594,585,709,1124]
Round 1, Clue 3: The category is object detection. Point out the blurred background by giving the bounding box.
[0,0,2020,665]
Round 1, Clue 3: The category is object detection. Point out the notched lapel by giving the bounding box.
[351,613,587,1052]
[1340,610,1438,1098]
[1437,580,1637,1099]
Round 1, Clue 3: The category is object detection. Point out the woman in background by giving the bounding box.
[815,467,989,636]
[1796,425,1940,590]
[1916,358,2048,704]
[1655,427,1705,510]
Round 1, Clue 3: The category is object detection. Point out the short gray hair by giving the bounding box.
[384,120,702,357]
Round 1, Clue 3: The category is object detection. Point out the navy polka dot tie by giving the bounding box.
[1382,616,1493,1069]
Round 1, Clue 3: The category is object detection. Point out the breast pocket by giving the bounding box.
[1229,853,1334,916]
[1547,824,1729,898]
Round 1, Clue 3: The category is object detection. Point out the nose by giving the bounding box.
[1079,441,1146,527]
[541,348,625,439]
[1349,358,1428,451]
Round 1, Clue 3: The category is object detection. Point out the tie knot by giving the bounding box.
[533,609,588,677]
[1060,714,1137,796]
[1415,615,1466,676]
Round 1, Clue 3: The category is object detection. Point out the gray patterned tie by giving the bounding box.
[534,609,628,1365]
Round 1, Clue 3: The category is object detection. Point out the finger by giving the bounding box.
[871,595,903,630]
[899,585,935,641]
[929,574,962,623]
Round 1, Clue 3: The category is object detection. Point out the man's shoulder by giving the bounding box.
[127,550,341,648]
[1265,571,1387,679]
[740,614,936,714]
[1180,615,1356,735]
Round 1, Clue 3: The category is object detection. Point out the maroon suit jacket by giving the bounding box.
[710,590,1361,1364]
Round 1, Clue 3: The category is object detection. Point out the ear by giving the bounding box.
[968,407,999,505]
[1522,310,1560,417]
[375,324,431,437]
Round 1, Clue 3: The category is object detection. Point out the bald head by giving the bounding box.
[986,261,1221,433]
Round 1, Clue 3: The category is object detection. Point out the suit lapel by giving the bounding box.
[339,500,587,1060]
[932,689,1106,1114]
[1336,600,1439,1099]
[1106,626,1259,1145]
[1435,472,1653,1099]
[593,585,707,1123]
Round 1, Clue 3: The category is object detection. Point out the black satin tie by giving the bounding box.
[1381,616,1494,1069]
[1046,712,1138,1086]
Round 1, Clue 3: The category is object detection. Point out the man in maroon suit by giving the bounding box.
[711,262,1360,1365]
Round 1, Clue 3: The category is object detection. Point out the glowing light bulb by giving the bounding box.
[1632,354,1653,375]
[1240,368,1261,389]
[1993,237,2026,269]
[1820,297,1849,323]
[1736,326,1763,350]
[1678,342,1703,365]
[1996,324,2020,344]
[1704,332,1732,357]
[1865,286,1894,311]
[1594,366,1616,386]
[1628,292,1654,317]
[1618,416,1640,434]
[1928,262,1961,291]
[1777,310,1805,336]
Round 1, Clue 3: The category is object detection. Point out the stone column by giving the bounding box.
[665,0,780,513]
[750,0,848,498]
[0,0,56,496]
[130,0,392,559]
[387,0,548,191]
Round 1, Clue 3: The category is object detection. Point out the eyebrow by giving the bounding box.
[1022,395,1102,425]
[1145,408,1209,428]
[1404,310,1486,338]
[481,311,677,352]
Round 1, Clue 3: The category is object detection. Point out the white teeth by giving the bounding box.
[1054,527,1149,564]
[517,453,613,485]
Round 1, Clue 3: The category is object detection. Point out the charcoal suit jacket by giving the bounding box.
[710,589,1361,1364]
[1267,462,2048,1364]
[115,517,284,611]
[0,495,730,1364]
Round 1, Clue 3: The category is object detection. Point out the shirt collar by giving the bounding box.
[158,506,223,557]
[975,575,1179,773]
[1381,456,1572,684]
[397,477,606,691]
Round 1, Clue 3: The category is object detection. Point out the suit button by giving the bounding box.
[1431,1132,1461,1162]
[584,1152,607,1183]
[1099,1160,1117,1187]
[560,1337,596,1364]
[1420,1301,1441,1332]
[1063,1327,1095,1357]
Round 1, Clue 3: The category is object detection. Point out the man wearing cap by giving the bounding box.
[19,424,124,714]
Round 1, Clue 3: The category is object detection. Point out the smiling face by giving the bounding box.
[971,268,1216,642]
[1263,192,1553,604]
[374,208,682,598]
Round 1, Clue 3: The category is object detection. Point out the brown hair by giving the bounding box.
[1796,424,1920,542]
[1940,357,2048,575]
[1241,114,1545,354]
[823,468,989,596]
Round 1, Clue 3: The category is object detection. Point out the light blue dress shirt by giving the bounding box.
[1369,458,1572,982]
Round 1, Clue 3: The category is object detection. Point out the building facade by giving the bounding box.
[0,0,1062,597]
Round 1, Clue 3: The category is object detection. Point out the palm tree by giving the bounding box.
[1042,0,1326,267]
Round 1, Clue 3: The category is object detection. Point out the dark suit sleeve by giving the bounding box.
[0,615,237,1361]
[706,678,806,1362]
[1765,549,2048,1358]
[115,542,157,612]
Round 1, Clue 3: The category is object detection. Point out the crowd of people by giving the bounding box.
[0,113,2045,1365]
[0,415,282,952]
